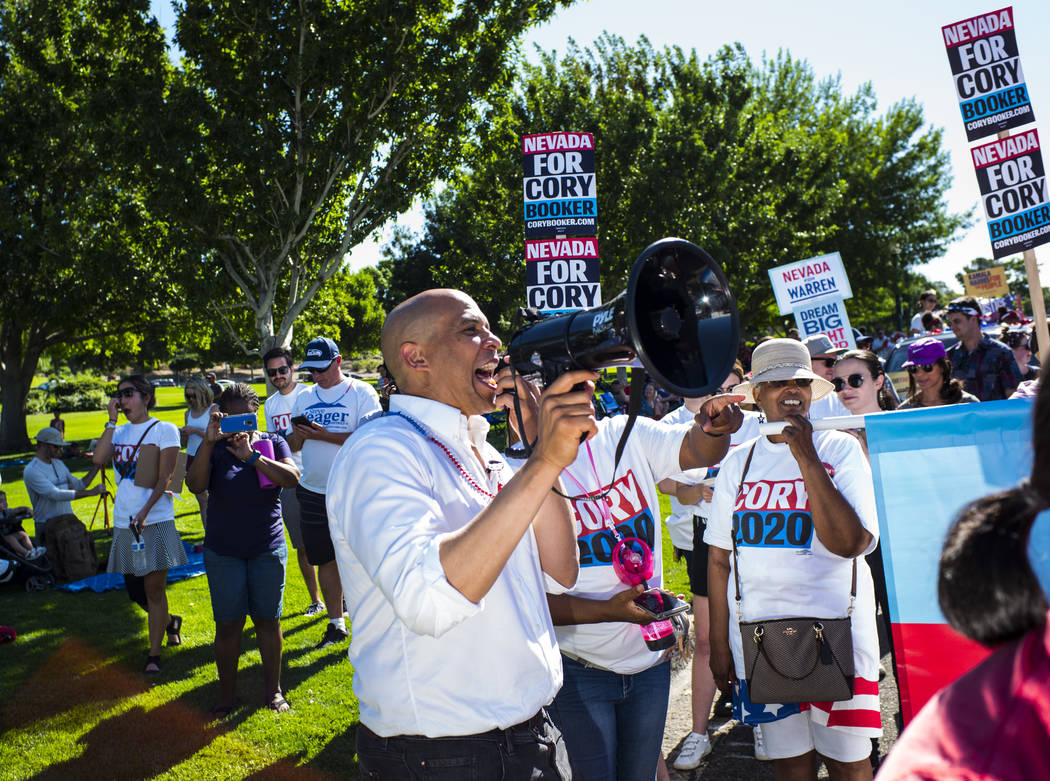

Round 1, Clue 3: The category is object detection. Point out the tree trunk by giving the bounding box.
[0,328,42,453]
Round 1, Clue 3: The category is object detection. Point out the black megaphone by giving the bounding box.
[507,237,739,397]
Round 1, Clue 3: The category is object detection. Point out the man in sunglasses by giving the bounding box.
[945,296,1022,401]
[262,347,324,618]
[801,334,850,420]
[288,336,382,649]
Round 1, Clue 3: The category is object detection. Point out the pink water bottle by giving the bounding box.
[251,438,275,488]
[640,620,676,651]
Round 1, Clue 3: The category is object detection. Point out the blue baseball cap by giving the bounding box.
[300,337,340,370]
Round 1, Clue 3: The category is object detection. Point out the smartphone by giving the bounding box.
[220,413,258,434]
[290,414,311,427]
[633,589,690,621]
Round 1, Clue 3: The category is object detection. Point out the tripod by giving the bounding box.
[89,470,111,530]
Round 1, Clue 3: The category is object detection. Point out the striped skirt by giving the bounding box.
[107,520,188,576]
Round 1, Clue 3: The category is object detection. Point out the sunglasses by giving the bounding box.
[814,357,836,368]
[266,365,292,378]
[306,360,335,375]
[907,364,937,374]
[832,374,867,392]
[114,388,139,399]
[765,378,813,389]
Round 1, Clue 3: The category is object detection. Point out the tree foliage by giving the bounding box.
[381,37,970,335]
[0,0,174,450]
[161,0,570,354]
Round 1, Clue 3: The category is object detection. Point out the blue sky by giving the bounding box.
[151,1,1050,290]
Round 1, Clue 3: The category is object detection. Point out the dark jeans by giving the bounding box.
[356,710,572,780]
[548,656,671,781]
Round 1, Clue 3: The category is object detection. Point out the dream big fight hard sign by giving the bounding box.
[768,253,856,350]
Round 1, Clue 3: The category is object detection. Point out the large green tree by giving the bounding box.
[161,0,570,355]
[381,37,970,335]
[0,0,174,451]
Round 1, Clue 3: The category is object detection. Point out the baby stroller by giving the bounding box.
[0,511,56,592]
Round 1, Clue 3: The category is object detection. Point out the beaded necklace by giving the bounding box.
[387,411,498,498]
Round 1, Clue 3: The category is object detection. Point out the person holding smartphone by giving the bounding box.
[186,383,300,717]
[534,375,742,781]
[93,375,186,674]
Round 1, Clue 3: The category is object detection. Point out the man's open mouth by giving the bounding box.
[475,361,498,390]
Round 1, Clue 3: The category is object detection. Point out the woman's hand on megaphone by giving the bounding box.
[696,394,746,437]
[533,370,599,470]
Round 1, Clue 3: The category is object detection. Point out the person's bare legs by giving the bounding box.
[254,618,285,706]
[318,561,342,621]
[824,756,873,781]
[214,618,245,708]
[297,548,321,605]
[143,569,170,657]
[691,596,718,733]
[775,751,818,781]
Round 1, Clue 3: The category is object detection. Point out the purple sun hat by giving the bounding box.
[902,337,947,368]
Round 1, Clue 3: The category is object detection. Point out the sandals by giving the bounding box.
[267,692,290,713]
[166,614,183,646]
[144,655,161,674]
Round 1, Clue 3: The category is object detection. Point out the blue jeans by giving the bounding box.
[548,655,671,781]
[204,542,287,622]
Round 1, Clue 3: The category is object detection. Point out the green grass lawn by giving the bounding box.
[0,392,689,779]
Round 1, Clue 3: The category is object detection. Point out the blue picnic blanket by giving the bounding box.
[56,542,205,593]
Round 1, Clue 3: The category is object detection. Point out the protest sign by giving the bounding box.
[525,237,602,313]
[963,265,1011,297]
[792,296,856,350]
[943,7,1034,142]
[522,132,597,240]
[866,399,1033,723]
[768,252,852,315]
[970,129,1050,258]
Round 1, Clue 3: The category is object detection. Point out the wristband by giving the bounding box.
[105,421,117,430]
[245,451,261,465]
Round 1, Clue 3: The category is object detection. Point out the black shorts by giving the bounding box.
[296,486,335,566]
[688,516,710,598]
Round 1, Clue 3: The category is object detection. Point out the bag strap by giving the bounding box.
[730,444,757,620]
[730,442,857,618]
[132,419,160,451]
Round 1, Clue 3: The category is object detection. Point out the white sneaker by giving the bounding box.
[673,731,712,770]
[753,724,770,761]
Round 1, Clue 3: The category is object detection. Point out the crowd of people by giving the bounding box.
[2,284,1045,779]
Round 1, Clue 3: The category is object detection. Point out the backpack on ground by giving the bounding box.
[42,514,98,581]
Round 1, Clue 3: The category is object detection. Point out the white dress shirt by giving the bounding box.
[326,394,563,738]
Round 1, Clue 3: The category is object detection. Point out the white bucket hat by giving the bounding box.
[733,338,834,404]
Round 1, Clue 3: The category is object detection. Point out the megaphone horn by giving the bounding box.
[507,237,739,398]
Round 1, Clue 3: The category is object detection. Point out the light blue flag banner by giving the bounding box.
[865,399,1034,722]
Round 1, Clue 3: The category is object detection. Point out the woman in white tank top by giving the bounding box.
[181,378,218,526]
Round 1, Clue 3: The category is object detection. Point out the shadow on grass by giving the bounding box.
[28,699,229,780]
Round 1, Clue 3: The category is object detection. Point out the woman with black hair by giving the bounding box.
[878,367,1050,779]
[896,338,978,409]
[93,375,187,674]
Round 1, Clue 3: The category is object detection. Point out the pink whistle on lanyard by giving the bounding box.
[251,438,275,488]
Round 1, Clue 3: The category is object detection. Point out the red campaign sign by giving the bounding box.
[522,132,595,155]
[970,127,1039,171]
[941,6,1014,47]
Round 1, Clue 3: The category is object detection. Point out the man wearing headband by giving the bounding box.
[326,289,595,779]
[944,296,1021,402]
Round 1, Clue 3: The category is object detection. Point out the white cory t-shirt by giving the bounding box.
[264,382,312,469]
[556,414,693,674]
[111,418,181,527]
[661,405,761,550]
[704,430,881,732]
[292,377,381,493]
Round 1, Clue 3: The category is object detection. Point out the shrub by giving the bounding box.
[41,374,110,413]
